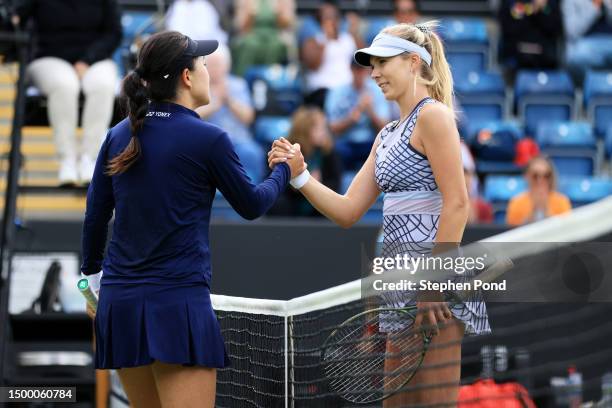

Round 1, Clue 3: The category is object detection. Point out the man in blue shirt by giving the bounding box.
[325,59,390,169]
[196,45,265,182]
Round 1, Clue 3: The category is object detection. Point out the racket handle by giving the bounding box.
[78,278,98,311]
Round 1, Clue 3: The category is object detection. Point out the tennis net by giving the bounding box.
[212,197,612,407]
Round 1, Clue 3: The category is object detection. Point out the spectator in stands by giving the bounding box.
[301,1,364,108]
[230,0,296,76]
[461,141,492,224]
[563,0,612,82]
[271,106,342,216]
[17,0,122,186]
[498,0,563,78]
[394,0,421,24]
[465,168,493,224]
[326,60,390,168]
[466,177,493,226]
[506,155,571,225]
[195,45,264,182]
[165,0,228,45]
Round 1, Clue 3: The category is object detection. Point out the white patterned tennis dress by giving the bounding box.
[375,97,490,335]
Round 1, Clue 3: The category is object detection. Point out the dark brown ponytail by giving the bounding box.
[106,70,149,175]
[106,31,196,176]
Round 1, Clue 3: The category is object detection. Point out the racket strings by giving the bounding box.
[322,310,428,403]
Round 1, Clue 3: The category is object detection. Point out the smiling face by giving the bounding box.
[370,53,416,101]
[525,157,554,193]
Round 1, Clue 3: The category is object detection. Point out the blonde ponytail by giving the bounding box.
[382,21,455,116]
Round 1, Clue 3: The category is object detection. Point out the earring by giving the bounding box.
[413,72,417,97]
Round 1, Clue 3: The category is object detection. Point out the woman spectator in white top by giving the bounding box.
[301,1,365,108]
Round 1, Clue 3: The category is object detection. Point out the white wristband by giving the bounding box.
[290,169,311,189]
[81,270,103,293]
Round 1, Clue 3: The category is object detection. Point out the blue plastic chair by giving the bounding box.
[439,18,488,44]
[584,70,612,138]
[439,18,489,73]
[550,157,595,177]
[484,176,527,224]
[483,176,527,203]
[455,71,506,123]
[121,11,157,40]
[515,70,575,136]
[244,64,302,92]
[253,116,292,145]
[558,177,612,206]
[536,122,596,177]
[448,52,486,75]
[245,64,303,114]
[536,122,596,148]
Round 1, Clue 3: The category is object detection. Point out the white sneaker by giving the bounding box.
[58,157,78,186]
[79,155,96,185]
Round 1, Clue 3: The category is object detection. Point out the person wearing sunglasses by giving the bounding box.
[506,155,571,226]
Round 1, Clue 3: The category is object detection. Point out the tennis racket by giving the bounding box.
[320,256,513,404]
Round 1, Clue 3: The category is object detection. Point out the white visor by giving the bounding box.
[354,33,432,67]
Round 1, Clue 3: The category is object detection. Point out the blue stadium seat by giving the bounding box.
[549,157,594,178]
[558,177,612,207]
[365,16,394,44]
[254,116,292,145]
[245,65,301,91]
[447,52,486,74]
[121,11,157,41]
[484,176,527,203]
[584,70,612,138]
[536,122,596,148]
[245,65,303,114]
[484,175,526,224]
[439,18,489,74]
[439,18,487,43]
[455,71,506,123]
[536,122,597,177]
[515,70,575,136]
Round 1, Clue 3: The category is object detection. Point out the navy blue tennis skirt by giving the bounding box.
[94,283,230,369]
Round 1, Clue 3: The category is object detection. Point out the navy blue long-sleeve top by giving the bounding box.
[81,102,290,286]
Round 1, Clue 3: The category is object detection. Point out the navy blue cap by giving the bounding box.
[184,37,218,58]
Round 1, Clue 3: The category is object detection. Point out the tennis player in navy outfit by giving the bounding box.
[80,31,304,408]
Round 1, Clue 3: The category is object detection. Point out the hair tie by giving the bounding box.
[415,24,431,35]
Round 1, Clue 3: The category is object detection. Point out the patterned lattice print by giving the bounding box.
[375,97,490,335]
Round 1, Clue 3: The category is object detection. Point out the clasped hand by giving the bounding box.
[267,137,307,178]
